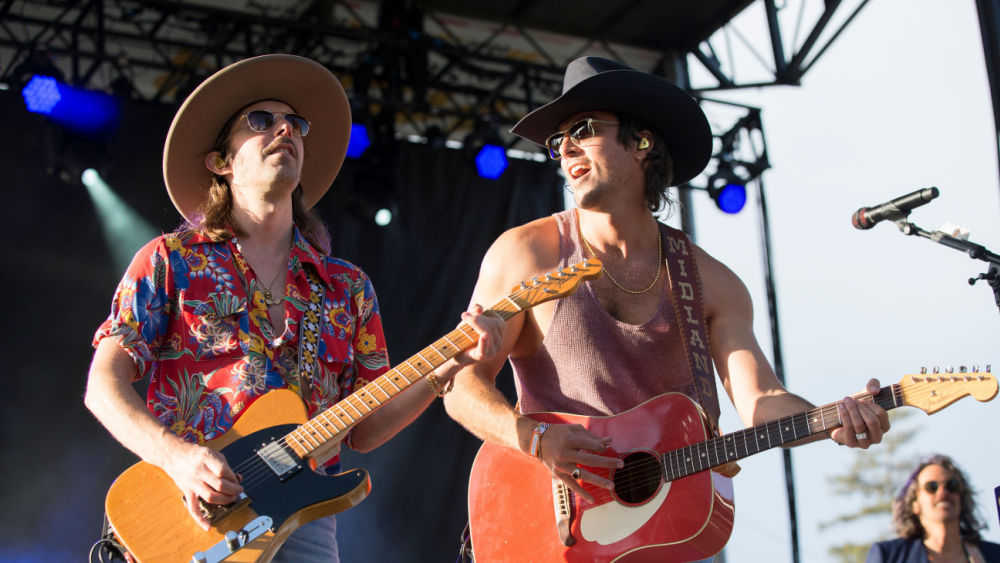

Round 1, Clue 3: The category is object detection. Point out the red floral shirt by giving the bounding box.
[93,226,389,465]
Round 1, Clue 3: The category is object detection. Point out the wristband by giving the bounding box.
[529,422,550,458]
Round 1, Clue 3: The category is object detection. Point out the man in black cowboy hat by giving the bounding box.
[84,54,501,562]
[438,56,891,560]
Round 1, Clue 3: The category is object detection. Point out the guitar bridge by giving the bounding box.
[188,492,250,524]
[190,515,272,563]
[551,478,575,546]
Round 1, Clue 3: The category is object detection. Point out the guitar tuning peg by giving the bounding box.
[932,366,940,374]
[959,366,968,373]
[946,366,955,374]
[972,365,979,373]
[987,364,992,373]
[920,367,928,374]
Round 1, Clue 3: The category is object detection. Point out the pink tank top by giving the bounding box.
[511,209,697,416]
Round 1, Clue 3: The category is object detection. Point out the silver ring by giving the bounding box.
[855,432,868,441]
[571,468,581,480]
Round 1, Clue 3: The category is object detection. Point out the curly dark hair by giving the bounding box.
[182,102,332,254]
[892,454,985,542]
[614,112,676,213]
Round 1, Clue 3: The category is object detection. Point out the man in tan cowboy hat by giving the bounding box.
[84,54,501,561]
[435,56,891,561]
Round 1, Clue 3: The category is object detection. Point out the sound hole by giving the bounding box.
[612,451,662,505]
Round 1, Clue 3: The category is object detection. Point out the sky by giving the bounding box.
[670,0,1000,560]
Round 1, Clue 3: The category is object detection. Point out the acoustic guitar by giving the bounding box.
[468,369,997,562]
[104,259,603,563]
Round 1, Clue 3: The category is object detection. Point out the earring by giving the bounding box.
[214,155,226,169]
[638,138,650,150]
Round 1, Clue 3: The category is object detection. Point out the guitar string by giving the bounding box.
[578,402,851,504]
[212,264,601,494]
[578,387,912,504]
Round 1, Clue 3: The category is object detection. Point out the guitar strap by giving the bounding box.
[661,226,722,437]
[297,268,326,402]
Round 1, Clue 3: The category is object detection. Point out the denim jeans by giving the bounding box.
[270,515,339,563]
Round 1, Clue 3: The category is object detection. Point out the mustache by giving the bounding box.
[264,139,297,158]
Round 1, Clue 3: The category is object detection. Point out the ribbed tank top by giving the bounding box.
[511,209,696,416]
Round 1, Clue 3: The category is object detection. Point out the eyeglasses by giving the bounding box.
[240,110,311,137]
[544,118,619,159]
[920,478,962,495]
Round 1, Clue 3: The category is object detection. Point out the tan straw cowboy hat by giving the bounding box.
[163,54,351,220]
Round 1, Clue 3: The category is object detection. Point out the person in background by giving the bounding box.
[867,454,1000,563]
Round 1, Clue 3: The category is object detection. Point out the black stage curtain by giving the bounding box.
[0,90,563,561]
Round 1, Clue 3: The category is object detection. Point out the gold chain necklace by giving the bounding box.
[259,268,284,306]
[578,217,662,294]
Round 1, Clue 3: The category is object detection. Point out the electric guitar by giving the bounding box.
[468,369,997,562]
[104,259,603,563]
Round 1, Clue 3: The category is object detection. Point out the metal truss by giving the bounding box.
[0,0,870,149]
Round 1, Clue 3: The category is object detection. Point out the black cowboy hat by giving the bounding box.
[511,56,712,185]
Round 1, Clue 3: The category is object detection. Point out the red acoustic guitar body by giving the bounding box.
[468,393,735,563]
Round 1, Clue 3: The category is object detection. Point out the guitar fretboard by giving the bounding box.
[660,385,902,481]
[276,261,601,460]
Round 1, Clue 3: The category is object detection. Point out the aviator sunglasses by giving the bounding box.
[544,117,619,159]
[240,110,311,137]
[920,478,962,495]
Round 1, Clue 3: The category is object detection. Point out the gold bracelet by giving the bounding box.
[426,373,454,397]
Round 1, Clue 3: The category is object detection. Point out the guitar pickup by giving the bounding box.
[190,515,272,563]
[256,440,303,481]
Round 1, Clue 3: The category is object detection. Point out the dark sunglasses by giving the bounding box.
[241,110,311,137]
[921,478,961,495]
[544,117,619,159]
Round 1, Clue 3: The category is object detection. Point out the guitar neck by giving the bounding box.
[277,259,603,461]
[284,306,520,459]
[661,385,902,481]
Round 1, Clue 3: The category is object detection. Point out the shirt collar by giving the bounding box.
[289,224,333,287]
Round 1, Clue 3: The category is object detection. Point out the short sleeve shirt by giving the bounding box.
[93,227,389,464]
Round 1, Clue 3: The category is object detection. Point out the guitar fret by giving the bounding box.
[384,374,402,392]
[443,334,462,354]
[343,396,366,419]
[401,360,421,383]
[312,415,337,438]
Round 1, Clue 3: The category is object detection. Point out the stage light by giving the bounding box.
[21,75,119,134]
[81,168,159,274]
[707,165,747,214]
[373,208,393,226]
[346,123,371,158]
[475,144,508,180]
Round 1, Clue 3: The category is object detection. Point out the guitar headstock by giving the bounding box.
[509,259,603,307]
[897,367,997,414]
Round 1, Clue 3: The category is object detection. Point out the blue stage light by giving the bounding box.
[475,144,508,180]
[716,182,747,214]
[21,75,119,134]
[346,123,371,158]
[22,76,61,113]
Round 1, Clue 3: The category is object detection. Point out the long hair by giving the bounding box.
[182,105,332,254]
[891,454,985,542]
[615,113,675,213]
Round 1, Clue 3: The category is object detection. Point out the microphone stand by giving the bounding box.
[895,219,1000,314]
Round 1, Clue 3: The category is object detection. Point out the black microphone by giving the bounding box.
[851,187,940,230]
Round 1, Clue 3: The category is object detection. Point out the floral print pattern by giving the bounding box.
[94,227,389,466]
